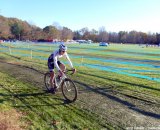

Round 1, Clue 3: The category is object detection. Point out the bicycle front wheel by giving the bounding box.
[61,78,78,102]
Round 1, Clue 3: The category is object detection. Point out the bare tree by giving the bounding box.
[98,26,109,42]
[61,27,73,41]
[118,31,127,43]
[89,29,98,42]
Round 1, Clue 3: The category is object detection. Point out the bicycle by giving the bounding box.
[44,69,78,102]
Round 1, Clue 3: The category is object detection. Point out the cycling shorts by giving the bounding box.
[48,60,61,72]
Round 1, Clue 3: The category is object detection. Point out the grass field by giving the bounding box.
[0,42,160,130]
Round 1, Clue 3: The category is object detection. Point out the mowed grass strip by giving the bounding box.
[1,44,160,80]
[0,42,160,129]
[0,72,113,130]
[1,43,160,98]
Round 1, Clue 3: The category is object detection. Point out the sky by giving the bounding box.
[0,0,160,33]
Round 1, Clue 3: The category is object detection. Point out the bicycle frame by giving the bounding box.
[54,73,66,88]
[54,69,73,88]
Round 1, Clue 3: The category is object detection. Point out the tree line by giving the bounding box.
[0,15,160,45]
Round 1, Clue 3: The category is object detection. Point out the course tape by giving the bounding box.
[1,45,160,69]
[70,55,160,69]
[1,44,160,82]
[13,54,160,82]
[8,52,159,73]
[1,44,160,59]
[82,63,160,82]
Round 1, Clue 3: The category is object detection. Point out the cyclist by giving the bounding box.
[47,44,76,93]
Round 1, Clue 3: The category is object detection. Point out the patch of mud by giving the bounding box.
[0,109,26,130]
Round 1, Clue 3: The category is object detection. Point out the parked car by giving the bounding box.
[99,42,108,46]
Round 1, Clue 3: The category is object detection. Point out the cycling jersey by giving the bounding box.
[48,49,73,71]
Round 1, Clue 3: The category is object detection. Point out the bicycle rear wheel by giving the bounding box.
[44,72,51,91]
[61,78,78,102]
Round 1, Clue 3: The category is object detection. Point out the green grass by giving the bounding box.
[0,42,159,97]
[0,42,160,129]
[0,71,111,130]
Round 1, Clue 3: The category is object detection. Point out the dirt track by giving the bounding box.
[0,61,159,129]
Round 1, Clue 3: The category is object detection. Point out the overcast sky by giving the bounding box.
[0,0,160,33]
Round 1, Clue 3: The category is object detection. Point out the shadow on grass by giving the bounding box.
[75,81,160,119]
[79,71,160,92]
[0,84,73,124]
[0,85,71,106]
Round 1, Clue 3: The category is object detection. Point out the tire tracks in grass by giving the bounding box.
[0,60,159,129]
[0,60,113,129]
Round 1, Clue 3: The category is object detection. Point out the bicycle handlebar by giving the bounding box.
[64,69,76,75]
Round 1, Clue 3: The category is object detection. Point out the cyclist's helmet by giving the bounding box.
[59,44,67,52]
